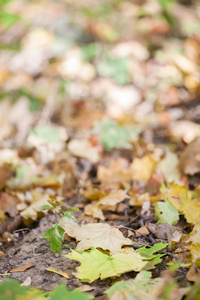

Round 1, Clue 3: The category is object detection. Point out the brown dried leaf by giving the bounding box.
[179,137,200,175]
[10,263,34,273]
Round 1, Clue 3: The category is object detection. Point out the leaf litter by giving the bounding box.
[0,0,200,299]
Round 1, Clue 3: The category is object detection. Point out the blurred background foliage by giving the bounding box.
[0,0,199,147]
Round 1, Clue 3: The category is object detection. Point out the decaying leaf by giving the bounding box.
[10,263,34,273]
[61,221,133,255]
[147,223,181,242]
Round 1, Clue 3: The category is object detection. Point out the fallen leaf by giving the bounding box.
[84,204,105,220]
[81,183,105,201]
[21,277,32,286]
[20,194,65,222]
[135,225,150,238]
[84,189,129,220]
[186,264,200,282]
[62,221,133,255]
[10,263,34,273]
[187,224,200,266]
[97,190,129,210]
[97,158,132,184]
[155,200,179,225]
[130,155,157,182]
[161,183,200,224]
[29,125,67,145]
[68,139,100,163]
[49,283,91,300]
[129,192,151,206]
[179,137,200,175]
[136,243,168,271]
[147,223,181,241]
[168,121,200,143]
[46,267,71,279]
[157,149,180,183]
[64,247,147,283]
[105,271,162,300]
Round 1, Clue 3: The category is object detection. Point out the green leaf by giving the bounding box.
[81,43,101,62]
[98,57,130,85]
[136,243,168,257]
[70,207,79,212]
[49,284,91,300]
[64,212,77,222]
[0,0,14,6]
[155,200,179,225]
[156,0,175,9]
[43,225,65,253]
[37,205,51,211]
[105,271,160,297]
[64,247,147,283]
[97,119,137,151]
[16,166,31,180]
[29,126,63,144]
[136,243,168,270]
[28,96,42,112]
[105,280,134,297]
[0,11,20,29]
[0,280,30,300]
